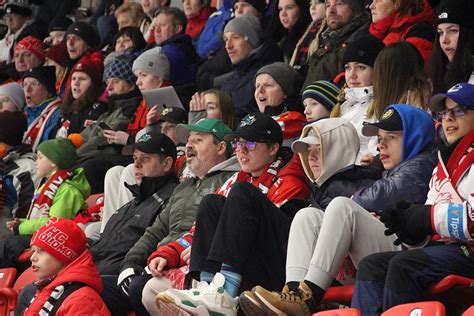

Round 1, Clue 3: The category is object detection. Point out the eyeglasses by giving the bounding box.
[231,140,258,152]
[0,98,13,107]
[436,105,470,121]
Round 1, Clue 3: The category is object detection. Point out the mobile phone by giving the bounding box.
[98,121,112,130]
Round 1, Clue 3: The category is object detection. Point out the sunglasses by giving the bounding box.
[436,105,470,121]
[231,140,258,151]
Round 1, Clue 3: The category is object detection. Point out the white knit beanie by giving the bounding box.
[0,82,26,111]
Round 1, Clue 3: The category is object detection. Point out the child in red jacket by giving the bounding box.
[23,218,110,315]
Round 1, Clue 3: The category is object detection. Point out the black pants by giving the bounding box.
[82,154,133,194]
[352,243,474,315]
[189,182,291,291]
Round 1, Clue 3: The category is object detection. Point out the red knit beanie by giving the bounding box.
[71,51,104,85]
[46,42,69,68]
[30,218,87,265]
[15,36,45,61]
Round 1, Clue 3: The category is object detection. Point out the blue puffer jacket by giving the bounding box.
[196,6,233,59]
[352,150,437,212]
[352,104,437,212]
[161,33,200,85]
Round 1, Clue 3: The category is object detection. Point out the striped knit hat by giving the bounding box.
[302,80,340,111]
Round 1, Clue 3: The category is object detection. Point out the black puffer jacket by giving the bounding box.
[91,173,179,275]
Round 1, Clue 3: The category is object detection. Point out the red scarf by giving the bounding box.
[127,100,149,137]
[27,170,72,220]
[217,156,285,197]
[445,129,474,187]
[23,98,61,151]
[369,13,396,40]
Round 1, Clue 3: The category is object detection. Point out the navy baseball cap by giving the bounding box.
[430,83,474,112]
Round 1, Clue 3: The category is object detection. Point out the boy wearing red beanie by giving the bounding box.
[24,218,110,315]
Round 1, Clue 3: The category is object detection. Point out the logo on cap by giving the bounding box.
[161,108,173,116]
[448,84,462,93]
[438,12,448,19]
[382,108,394,120]
[240,115,256,127]
[138,133,151,143]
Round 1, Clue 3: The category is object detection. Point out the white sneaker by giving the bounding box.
[156,273,238,316]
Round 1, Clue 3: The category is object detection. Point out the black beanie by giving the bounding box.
[342,35,385,67]
[0,111,27,146]
[22,66,57,96]
[435,0,474,30]
[233,0,266,16]
[66,22,100,50]
[49,16,74,33]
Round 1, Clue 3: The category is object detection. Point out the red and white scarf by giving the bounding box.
[27,170,72,220]
[217,156,285,197]
[23,98,62,151]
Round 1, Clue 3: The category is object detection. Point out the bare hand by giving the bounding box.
[189,92,206,112]
[146,105,161,126]
[148,257,168,277]
[359,154,374,167]
[6,218,20,232]
[181,247,191,265]
[103,130,130,145]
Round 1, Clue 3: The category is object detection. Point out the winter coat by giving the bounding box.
[369,0,435,67]
[23,250,110,316]
[303,10,370,88]
[221,40,284,121]
[1,145,38,218]
[196,47,233,91]
[56,102,108,137]
[352,105,437,212]
[24,97,62,147]
[338,86,378,163]
[160,33,200,86]
[186,6,216,40]
[120,157,239,272]
[18,167,91,235]
[77,87,142,161]
[429,129,474,245]
[297,118,381,209]
[196,6,233,59]
[91,174,179,275]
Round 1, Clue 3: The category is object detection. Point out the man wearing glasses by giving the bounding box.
[352,82,474,315]
[155,112,310,315]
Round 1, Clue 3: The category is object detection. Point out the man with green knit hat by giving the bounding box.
[0,136,90,268]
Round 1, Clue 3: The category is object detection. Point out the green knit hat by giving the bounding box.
[37,138,78,170]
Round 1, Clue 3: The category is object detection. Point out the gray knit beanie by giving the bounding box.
[0,82,26,111]
[132,47,170,81]
[223,15,262,48]
[255,62,298,97]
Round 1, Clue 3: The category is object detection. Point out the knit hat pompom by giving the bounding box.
[68,134,84,148]
[0,144,8,159]
[30,218,87,265]
[37,138,79,170]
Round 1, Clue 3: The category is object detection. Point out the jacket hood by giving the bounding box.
[387,104,435,161]
[297,118,359,186]
[44,250,102,293]
[67,167,92,199]
[207,155,240,174]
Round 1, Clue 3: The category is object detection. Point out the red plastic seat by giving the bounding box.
[382,301,445,316]
[0,267,36,315]
[18,249,32,263]
[321,285,354,304]
[314,308,361,316]
[463,305,474,316]
[0,268,17,288]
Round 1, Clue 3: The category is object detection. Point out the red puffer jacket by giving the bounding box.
[23,250,110,316]
[369,0,435,67]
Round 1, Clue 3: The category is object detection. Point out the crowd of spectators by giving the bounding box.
[0,0,472,315]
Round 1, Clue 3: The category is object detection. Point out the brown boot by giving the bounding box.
[253,281,317,316]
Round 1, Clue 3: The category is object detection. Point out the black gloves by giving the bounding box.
[380,201,433,246]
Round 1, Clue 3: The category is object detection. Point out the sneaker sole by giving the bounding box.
[239,292,266,316]
[156,293,209,316]
[254,291,287,316]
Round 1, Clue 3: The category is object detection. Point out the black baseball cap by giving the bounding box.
[362,107,403,136]
[224,112,283,145]
[159,107,187,124]
[122,129,177,162]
